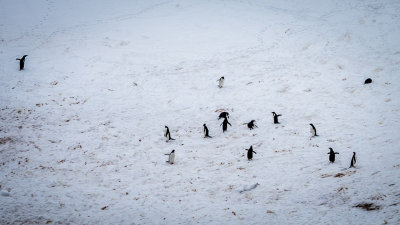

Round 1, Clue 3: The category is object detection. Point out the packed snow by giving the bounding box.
[1,0,400,224]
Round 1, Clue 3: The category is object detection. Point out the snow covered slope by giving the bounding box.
[1,0,399,224]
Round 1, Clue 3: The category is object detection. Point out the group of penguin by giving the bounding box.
[164,76,363,168]
[14,55,363,168]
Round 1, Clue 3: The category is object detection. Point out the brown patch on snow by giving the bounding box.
[354,203,381,211]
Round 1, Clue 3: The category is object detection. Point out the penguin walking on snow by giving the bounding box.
[221,117,231,132]
[272,112,282,124]
[245,120,257,130]
[246,145,256,160]
[218,76,224,88]
[309,123,318,137]
[165,150,175,164]
[218,112,229,120]
[327,147,339,163]
[164,126,175,142]
[16,55,28,70]
[203,124,212,138]
[349,152,356,168]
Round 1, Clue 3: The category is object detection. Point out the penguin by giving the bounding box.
[350,152,356,168]
[245,120,257,130]
[327,147,339,163]
[165,150,175,164]
[218,76,224,88]
[218,112,229,120]
[203,123,212,138]
[246,145,257,160]
[16,55,28,70]
[164,126,175,142]
[309,123,318,137]
[272,112,282,124]
[364,78,372,84]
[220,117,231,132]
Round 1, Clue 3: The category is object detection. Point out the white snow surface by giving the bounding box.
[1,0,400,224]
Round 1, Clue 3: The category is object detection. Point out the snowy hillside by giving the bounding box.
[1,0,399,224]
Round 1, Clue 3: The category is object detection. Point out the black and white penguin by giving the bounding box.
[246,145,257,160]
[218,76,224,88]
[221,117,231,132]
[245,120,257,130]
[272,112,282,124]
[218,112,229,120]
[165,150,175,164]
[16,55,28,70]
[164,126,175,142]
[364,78,372,84]
[309,123,318,137]
[203,124,212,138]
[327,147,339,163]
[350,152,356,168]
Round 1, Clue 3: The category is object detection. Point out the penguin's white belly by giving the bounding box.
[169,153,175,164]
[310,126,315,135]
[219,79,224,87]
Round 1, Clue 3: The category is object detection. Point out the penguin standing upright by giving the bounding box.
[245,120,257,130]
[272,112,282,124]
[203,124,212,138]
[309,123,318,137]
[16,55,28,70]
[350,152,356,168]
[165,150,175,164]
[246,145,257,160]
[327,147,339,163]
[221,117,231,132]
[218,76,224,88]
[218,112,229,120]
[164,126,175,142]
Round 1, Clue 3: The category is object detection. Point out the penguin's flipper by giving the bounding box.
[16,58,21,61]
